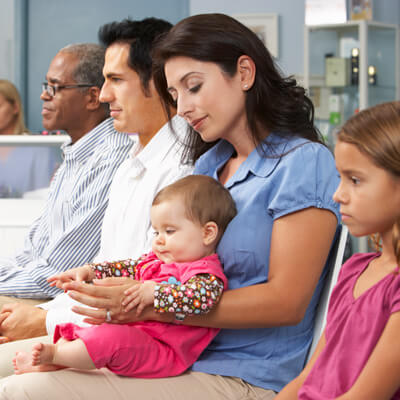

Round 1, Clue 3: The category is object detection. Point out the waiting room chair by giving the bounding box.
[306,225,349,362]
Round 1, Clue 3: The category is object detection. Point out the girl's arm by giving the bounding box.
[336,311,400,400]
[63,207,337,327]
[89,258,142,279]
[122,274,225,316]
[275,332,327,399]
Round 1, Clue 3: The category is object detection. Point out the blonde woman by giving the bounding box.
[0,80,59,197]
[0,80,29,135]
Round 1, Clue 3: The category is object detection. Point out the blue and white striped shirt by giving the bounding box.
[0,118,133,298]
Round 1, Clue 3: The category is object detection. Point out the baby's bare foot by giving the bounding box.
[31,342,54,365]
[13,351,36,374]
[13,344,63,374]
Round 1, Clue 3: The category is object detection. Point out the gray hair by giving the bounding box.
[60,43,105,88]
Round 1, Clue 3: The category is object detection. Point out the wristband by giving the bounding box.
[174,312,186,324]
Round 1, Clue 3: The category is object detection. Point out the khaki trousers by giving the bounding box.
[0,295,48,309]
[0,368,276,400]
[0,297,276,399]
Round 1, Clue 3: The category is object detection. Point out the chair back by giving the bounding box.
[306,225,349,362]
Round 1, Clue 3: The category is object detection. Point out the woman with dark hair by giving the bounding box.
[0,14,340,399]
[153,14,321,163]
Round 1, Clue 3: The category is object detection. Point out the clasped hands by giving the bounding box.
[47,265,157,325]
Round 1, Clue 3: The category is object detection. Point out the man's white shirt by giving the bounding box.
[42,116,193,334]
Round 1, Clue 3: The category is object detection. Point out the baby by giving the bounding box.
[14,175,236,378]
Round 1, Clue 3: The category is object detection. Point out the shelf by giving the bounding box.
[0,135,69,146]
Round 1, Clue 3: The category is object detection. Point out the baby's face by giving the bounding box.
[150,199,209,264]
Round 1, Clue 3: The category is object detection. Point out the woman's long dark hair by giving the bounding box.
[153,13,322,162]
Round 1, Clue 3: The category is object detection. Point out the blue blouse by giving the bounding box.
[192,133,340,392]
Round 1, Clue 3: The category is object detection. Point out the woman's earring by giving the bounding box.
[243,84,249,90]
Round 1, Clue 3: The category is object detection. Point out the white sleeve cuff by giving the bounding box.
[36,292,92,335]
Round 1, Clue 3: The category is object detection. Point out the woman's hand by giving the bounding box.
[47,264,94,289]
[62,277,144,325]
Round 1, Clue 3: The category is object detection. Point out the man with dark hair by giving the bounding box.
[0,18,192,378]
[93,18,191,263]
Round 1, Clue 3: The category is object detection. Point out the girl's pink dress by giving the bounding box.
[299,253,400,399]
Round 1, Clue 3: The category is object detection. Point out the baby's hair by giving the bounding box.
[337,101,400,264]
[152,175,237,243]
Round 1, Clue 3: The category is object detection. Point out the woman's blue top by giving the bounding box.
[192,133,340,392]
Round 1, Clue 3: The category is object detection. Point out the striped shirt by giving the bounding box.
[0,118,133,298]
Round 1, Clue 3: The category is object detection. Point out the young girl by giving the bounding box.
[12,175,236,378]
[276,101,400,399]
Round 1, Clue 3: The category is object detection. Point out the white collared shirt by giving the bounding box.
[96,116,193,261]
[43,116,193,333]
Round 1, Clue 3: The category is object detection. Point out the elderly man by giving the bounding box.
[0,43,133,336]
[0,18,193,381]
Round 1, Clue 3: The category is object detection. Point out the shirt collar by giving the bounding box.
[202,133,308,186]
[61,118,116,163]
[128,115,187,174]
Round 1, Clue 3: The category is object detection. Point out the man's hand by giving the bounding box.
[0,303,47,343]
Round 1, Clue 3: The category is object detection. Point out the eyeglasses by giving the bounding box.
[42,82,94,97]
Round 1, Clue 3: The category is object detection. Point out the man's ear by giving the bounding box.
[86,86,102,111]
[237,55,256,91]
[203,221,219,246]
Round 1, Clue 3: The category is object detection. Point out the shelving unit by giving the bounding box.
[304,20,399,145]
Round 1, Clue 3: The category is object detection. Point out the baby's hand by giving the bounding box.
[47,264,94,289]
[122,281,157,316]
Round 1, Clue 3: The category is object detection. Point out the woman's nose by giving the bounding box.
[176,94,192,119]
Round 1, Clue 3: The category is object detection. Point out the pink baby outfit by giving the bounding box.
[299,253,400,399]
[55,253,227,378]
